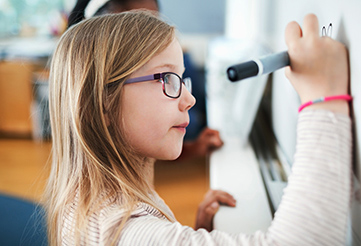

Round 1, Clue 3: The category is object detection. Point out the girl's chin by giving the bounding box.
[157,150,182,161]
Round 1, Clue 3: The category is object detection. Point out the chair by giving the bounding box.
[0,193,48,246]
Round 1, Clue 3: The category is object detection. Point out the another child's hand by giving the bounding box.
[181,128,223,160]
[285,14,349,113]
[194,128,223,155]
[194,189,236,232]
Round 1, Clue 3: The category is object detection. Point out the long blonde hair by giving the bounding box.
[44,11,175,245]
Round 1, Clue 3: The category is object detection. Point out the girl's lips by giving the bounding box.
[172,122,189,133]
[174,122,189,128]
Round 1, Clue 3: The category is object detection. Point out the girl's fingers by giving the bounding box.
[285,21,302,47]
[196,190,236,231]
[205,202,219,216]
[203,190,236,207]
[215,193,236,207]
[285,14,320,47]
[302,13,320,38]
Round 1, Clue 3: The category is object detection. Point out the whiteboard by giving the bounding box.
[262,0,361,244]
[207,0,360,243]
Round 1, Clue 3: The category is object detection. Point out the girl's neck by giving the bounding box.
[143,157,156,189]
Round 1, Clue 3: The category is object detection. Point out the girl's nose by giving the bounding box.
[179,85,196,112]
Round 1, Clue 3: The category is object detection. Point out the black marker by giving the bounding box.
[227,51,290,82]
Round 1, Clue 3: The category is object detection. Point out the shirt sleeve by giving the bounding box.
[118,110,352,246]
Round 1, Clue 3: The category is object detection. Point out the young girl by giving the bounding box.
[67,0,225,160]
[44,11,352,245]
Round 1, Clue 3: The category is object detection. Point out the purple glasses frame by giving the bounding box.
[123,72,192,99]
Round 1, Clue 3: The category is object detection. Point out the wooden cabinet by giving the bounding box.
[0,61,39,137]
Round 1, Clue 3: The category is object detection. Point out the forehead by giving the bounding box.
[138,38,184,75]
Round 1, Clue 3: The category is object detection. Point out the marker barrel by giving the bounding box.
[227,51,290,82]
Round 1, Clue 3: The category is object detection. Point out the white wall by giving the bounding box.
[158,0,225,34]
[158,0,226,68]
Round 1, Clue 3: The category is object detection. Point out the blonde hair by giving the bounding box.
[44,11,175,245]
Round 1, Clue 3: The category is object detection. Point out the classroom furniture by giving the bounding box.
[0,37,55,139]
[0,60,50,139]
[0,193,48,246]
[0,61,34,137]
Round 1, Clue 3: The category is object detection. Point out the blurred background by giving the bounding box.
[0,0,360,245]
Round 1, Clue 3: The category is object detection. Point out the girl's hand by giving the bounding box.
[195,189,236,232]
[285,14,350,113]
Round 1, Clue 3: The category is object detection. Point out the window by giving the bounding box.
[0,0,71,38]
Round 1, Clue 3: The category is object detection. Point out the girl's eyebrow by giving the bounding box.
[153,64,185,73]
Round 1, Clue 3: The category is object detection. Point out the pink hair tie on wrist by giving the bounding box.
[298,94,353,113]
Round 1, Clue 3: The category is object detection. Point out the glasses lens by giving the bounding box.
[183,77,192,94]
[164,73,181,98]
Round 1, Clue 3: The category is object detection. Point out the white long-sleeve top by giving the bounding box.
[62,110,352,245]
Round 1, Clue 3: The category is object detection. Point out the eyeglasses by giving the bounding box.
[123,72,192,99]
